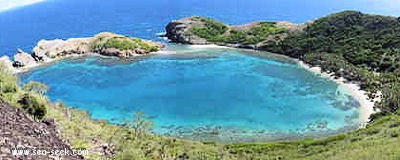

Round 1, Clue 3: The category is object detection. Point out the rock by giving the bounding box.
[33,38,91,60]
[13,50,37,67]
[0,56,14,71]
[0,100,83,159]
[165,17,211,44]
[33,32,162,60]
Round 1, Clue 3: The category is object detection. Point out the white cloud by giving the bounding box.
[0,0,46,12]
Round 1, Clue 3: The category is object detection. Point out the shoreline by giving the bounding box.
[11,51,164,74]
[297,61,380,128]
[189,44,380,128]
[8,43,379,127]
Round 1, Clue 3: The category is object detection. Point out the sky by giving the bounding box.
[0,0,45,11]
[361,0,400,15]
[0,0,398,16]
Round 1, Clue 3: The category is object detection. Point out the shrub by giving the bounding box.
[23,81,49,95]
[91,35,160,52]
[0,67,18,94]
[17,93,47,120]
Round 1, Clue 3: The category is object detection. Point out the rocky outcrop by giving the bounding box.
[13,49,37,67]
[165,17,211,45]
[0,56,14,71]
[33,38,91,61]
[0,99,83,160]
[33,32,162,60]
[4,32,163,73]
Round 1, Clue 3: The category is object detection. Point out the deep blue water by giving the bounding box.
[0,0,398,56]
[1,0,382,141]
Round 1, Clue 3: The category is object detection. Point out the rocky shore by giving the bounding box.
[0,32,163,73]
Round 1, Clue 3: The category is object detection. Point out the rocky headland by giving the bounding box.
[0,32,163,73]
[165,16,305,49]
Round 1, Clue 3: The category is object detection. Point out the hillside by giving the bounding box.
[0,99,83,159]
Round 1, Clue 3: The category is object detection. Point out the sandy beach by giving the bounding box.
[188,44,230,49]
[298,61,380,127]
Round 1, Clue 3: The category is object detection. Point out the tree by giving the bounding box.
[23,81,50,95]
[380,82,400,113]
[17,93,47,120]
[125,111,153,140]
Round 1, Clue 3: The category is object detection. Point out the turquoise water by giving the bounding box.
[20,46,361,142]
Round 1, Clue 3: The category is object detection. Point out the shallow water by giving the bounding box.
[20,46,361,142]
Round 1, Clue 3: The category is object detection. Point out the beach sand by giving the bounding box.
[298,61,381,127]
[188,44,230,49]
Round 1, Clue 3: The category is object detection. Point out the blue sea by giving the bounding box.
[0,0,382,141]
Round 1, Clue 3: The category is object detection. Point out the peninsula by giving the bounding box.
[0,32,163,73]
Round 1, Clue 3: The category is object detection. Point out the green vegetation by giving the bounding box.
[23,81,50,95]
[190,17,229,40]
[91,34,160,52]
[189,17,289,45]
[224,22,288,44]
[18,93,47,120]
[3,11,400,159]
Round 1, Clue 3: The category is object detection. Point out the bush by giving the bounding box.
[0,67,18,94]
[17,94,47,120]
[23,81,49,95]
